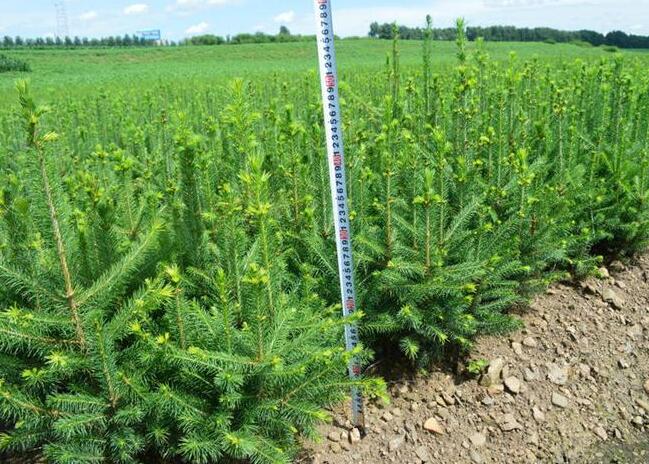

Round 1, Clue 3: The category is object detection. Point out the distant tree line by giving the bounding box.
[1,34,162,49]
[369,22,649,49]
[182,27,316,46]
[0,27,317,49]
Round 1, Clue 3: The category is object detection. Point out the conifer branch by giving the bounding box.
[15,80,86,350]
[38,154,86,350]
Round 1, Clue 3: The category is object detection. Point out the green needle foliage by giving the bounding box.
[0,81,385,463]
[1,81,166,463]
[1,15,648,462]
[301,20,648,364]
[146,264,379,464]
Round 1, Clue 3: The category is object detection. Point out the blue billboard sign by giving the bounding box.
[138,30,161,41]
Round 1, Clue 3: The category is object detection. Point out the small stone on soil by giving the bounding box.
[524,368,537,382]
[423,417,445,435]
[627,324,643,339]
[582,281,598,295]
[527,431,539,446]
[523,336,537,348]
[328,431,341,442]
[499,413,522,431]
[533,406,545,422]
[415,445,430,462]
[388,434,404,452]
[635,398,649,413]
[442,392,456,406]
[349,428,361,444]
[602,288,624,310]
[469,449,484,464]
[483,358,504,387]
[644,379,649,395]
[487,384,505,396]
[547,363,569,385]
[552,392,569,408]
[469,432,486,447]
[504,376,521,394]
[594,426,608,440]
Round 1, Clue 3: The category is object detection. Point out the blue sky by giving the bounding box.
[1,0,648,41]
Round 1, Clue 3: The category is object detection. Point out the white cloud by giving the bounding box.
[273,10,296,24]
[124,3,149,15]
[169,0,237,12]
[79,11,98,21]
[310,0,608,37]
[486,0,591,6]
[253,0,649,38]
[320,3,485,37]
[185,21,209,34]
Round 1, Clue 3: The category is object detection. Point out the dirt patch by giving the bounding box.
[303,254,649,464]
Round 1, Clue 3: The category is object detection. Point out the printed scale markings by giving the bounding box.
[313,0,365,430]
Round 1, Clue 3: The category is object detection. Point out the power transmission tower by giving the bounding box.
[54,1,70,38]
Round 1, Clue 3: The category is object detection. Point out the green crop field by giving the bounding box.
[0,27,648,464]
[1,38,646,100]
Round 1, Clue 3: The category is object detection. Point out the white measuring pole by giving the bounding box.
[313,0,365,431]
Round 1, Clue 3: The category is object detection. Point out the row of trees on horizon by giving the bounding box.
[369,22,649,49]
[2,23,649,49]
[1,34,159,48]
[0,27,315,49]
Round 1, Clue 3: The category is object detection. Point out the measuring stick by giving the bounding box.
[313,0,365,431]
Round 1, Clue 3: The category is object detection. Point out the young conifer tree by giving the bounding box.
[300,18,596,365]
[0,81,168,463]
[142,147,385,464]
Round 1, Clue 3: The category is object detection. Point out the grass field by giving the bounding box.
[1,39,647,100]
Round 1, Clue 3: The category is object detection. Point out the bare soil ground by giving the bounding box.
[303,254,649,464]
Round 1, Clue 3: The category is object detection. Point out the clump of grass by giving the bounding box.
[602,45,619,53]
[0,54,31,73]
[570,40,593,48]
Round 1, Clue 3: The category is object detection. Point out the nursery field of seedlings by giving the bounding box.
[1,38,645,100]
[1,23,648,464]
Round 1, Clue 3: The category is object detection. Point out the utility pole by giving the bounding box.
[54,1,70,39]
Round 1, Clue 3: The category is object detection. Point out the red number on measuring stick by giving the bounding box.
[325,74,336,88]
